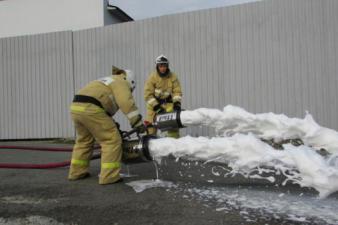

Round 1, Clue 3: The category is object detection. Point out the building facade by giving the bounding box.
[0,0,132,38]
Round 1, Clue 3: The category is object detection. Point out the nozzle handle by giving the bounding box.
[121,128,138,139]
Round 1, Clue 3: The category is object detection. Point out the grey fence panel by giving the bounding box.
[0,31,74,139]
[328,0,338,128]
[0,38,6,138]
[71,0,338,137]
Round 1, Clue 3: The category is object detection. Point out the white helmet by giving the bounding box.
[155,54,169,65]
[124,70,136,92]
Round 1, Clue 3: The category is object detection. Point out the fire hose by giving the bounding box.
[0,111,183,169]
[0,143,101,169]
[0,128,155,169]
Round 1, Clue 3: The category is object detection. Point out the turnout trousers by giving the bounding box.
[68,112,122,184]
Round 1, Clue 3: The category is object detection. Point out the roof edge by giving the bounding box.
[107,4,134,22]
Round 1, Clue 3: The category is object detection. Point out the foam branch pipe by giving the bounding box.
[153,111,185,131]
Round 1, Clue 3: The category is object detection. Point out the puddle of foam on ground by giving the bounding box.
[126,179,176,193]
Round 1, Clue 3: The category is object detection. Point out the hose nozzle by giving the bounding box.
[154,111,184,131]
[122,135,156,163]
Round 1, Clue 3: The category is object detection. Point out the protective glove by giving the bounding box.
[153,103,166,114]
[173,102,181,111]
[130,114,146,134]
[134,122,146,134]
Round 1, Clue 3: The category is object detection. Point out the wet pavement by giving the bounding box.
[0,141,337,225]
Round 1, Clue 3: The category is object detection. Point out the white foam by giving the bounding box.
[149,131,338,198]
[126,179,176,193]
[146,105,338,197]
[180,105,338,154]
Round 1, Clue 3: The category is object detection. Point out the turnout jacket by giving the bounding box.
[144,71,182,108]
[71,74,141,128]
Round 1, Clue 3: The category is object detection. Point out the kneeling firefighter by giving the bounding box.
[144,55,183,138]
[68,66,146,185]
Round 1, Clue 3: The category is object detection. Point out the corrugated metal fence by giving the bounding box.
[0,32,74,139]
[1,0,338,139]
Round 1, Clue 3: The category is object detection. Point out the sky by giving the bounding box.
[109,0,260,20]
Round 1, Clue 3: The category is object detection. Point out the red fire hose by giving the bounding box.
[0,128,137,169]
[0,145,101,169]
[0,145,73,152]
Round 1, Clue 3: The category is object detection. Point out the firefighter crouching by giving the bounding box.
[144,55,183,138]
[68,66,145,185]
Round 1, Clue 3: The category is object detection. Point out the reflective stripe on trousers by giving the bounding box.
[101,162,121,169]
[71,159,89,167]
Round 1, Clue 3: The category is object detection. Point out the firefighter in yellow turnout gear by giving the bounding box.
[68,67,145,185]
[144,55,182,138]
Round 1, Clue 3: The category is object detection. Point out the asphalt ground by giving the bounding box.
[0,141,336,225]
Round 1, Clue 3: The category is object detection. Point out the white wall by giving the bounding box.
[0,0,104,38]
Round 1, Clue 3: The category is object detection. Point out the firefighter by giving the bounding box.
[144,55,182,138]
[68,66,145,185]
